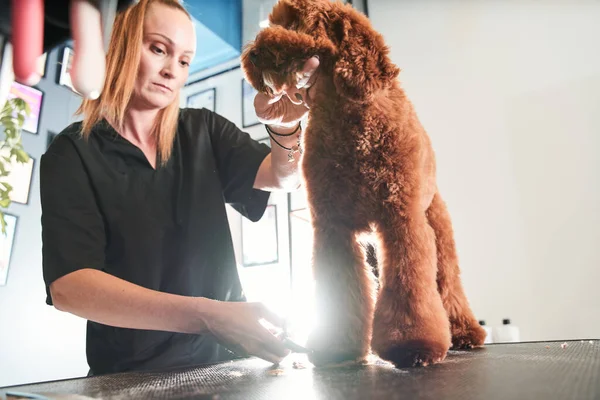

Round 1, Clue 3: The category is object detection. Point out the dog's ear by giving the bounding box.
[330,12,400,102]
[269,0,330,31]
[269,0,301,30]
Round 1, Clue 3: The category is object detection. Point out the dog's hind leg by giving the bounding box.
[426,192,486,349]
[306,222,376,367]
[371,210,451,367]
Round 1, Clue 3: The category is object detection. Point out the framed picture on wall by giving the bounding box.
[57,46,81,95]
[0,213,18,286]
[0,34,5,65]
[7,82,44,135]
[37,52,48,78]
[186,88,216,112]
[0,35,9,76]
[241,204,279,267]
[2,152,35,205]
[242,78,260,128]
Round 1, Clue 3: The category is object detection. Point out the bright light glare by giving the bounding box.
[236,208,316,347]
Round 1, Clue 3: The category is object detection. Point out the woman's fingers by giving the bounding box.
[256,351,285,365]
[245,342,285,364]
[70,0,106,99]
[251,304,290,358]
[221,339,249,359]
[296,56,320,89]
[213,302,290,364]
[252,56,319,122]
[11,0,43,86]
[254,303,285,328]
[257,331,290,358]
[225,330,289,363]
[266,92,284,105]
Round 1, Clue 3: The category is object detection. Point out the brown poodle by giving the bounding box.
[241,0,486,368]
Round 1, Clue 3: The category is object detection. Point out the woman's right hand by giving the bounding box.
[48,269,290,364]
[202,300,291,364]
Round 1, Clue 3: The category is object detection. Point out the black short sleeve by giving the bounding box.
[204,110,271,221]
[40,134,106,305]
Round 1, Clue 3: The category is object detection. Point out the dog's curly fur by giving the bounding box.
[241,0,486,368]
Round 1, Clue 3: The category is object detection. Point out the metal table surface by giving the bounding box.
[2,340,599,400]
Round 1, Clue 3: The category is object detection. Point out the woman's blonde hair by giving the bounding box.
[76,0,191,165]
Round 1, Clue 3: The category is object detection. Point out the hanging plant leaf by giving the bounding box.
[0,97,31,214]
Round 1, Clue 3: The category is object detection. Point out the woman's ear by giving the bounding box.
[331,17,400,102]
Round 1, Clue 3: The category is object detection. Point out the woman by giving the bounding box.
[40,0,319,375]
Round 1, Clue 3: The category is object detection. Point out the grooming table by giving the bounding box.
[2,341,598,399]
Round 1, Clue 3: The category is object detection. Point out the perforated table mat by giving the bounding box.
[2,340,599,399]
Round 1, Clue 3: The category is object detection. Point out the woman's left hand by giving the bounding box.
[253,56,320,128]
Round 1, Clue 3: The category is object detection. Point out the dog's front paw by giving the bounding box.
[371,291,451,368]
[247,26,319,77]
[450,318,487,349]
[373,339,448,368]
[241,26,334,93]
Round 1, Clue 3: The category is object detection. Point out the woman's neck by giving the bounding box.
[120,108,159,147]
[105,106,160,169]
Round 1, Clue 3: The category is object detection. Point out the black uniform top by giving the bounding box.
[40,108,271,375]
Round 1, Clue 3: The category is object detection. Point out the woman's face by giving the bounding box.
[130,3,196,111]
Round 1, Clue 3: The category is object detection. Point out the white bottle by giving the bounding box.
[479,320,494,344]
[493,318,520,343]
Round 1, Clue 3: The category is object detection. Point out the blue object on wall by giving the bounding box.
[184,0,242,74]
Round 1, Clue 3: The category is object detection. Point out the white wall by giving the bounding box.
[243,0,277,46]
[368,0,600,341]
[0,47,88,387]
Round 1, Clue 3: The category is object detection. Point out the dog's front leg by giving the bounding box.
[371,212,451,367]
[306,220,376,367]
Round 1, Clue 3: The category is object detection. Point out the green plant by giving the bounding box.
[0,97,31,234]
